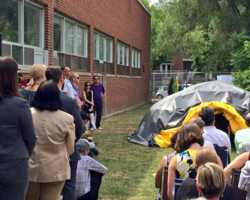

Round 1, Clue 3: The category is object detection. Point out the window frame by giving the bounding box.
[132,48,141,68]
[53,14,88,58]
[1,0,44,66]
[117,42,129,66]
[94,31,113,63]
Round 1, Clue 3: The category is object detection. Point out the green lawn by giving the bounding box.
[91,103,236,200]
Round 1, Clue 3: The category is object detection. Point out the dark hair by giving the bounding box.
[61,66,70,72]
[80,110,89,120]
[32,80,62,111]
[84,81,91,93]
[190,117,205,129]
[170,131,179,151]
[199,107,214,126]
[93,75,99,81]
[174,122,204,153]
[246,113,250,127]
[0,57,22,100]
[46,66,62,84]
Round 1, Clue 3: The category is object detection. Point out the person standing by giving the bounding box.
[20,63,47,106]
[91,75,106,130]
[61,66,75,99]
[70,73,83,109]
[46,66,85,200]
[0,57,37,200]
[82,81,97,130]
[25,80,75,200]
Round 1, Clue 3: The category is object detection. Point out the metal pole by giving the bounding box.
[186,70,188,87]
[0,33,2,56]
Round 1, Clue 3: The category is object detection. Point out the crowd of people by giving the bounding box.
[0,57,107,200]
[155,106,250,200]
[3,56,250,200]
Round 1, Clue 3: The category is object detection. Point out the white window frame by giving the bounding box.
[2,0,44,66]
[132,48,141,68]
[94,31,113,63]
[117,42,129,66]
[53,14,88,58]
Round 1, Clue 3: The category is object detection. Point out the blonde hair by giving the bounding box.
[28,64,47,86]
[197,162,226,199]
[194,147,218,168]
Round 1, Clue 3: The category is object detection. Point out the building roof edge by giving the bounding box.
[137,0,151,16]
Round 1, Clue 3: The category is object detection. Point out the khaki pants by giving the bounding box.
[25,181,65,200]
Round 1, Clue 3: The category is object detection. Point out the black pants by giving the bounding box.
[77,171,104,200]
[94,103,102,128]
[62,161,78,200]
[88,148,99,157]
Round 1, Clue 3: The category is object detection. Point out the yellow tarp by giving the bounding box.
[155,101,247,147]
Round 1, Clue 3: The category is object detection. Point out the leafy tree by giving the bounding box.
[228,33,250,71]
[232,41,250,90]
[154,0,250,72]
[140,0,171,70]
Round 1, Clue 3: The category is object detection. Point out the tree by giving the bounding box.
[232,41,250,91]
[140,0,171,70]
[154,0,250,72]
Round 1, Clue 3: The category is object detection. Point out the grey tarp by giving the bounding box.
[127,81,250,147]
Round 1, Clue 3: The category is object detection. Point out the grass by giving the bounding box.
[91,103,237,200]
[92,103,173,200]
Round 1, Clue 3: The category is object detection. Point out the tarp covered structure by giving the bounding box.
[127,81,250,147]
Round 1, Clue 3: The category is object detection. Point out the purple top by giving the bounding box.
[91,83,105,105]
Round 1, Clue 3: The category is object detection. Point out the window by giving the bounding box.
[94,32,113,62]
[1,0,44,65]
[53,15,62,51]
[53,15,88,57]
[132,48,141,68]
[117,42,129,66]
[65,20,74,54]
[0,0,19,43]
[24,3,41,47]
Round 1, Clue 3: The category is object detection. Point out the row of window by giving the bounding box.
[1,0,141,68]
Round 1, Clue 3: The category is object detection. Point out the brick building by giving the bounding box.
[0,0,151,116]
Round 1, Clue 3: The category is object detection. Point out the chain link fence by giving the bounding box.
[150,70,233,99]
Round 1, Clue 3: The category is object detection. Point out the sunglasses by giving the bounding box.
[94,78,98,80]
[76,77,80,79]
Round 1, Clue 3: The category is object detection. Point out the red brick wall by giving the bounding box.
[34,0,151,115]
[171,55,192,70]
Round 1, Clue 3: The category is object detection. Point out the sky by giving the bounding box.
[150,0,159,5]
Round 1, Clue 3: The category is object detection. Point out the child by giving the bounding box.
[75,139,108,200]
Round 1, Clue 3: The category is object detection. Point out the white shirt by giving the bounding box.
[75,155,107,198]
[62,79,75,99]
[235,128,250,154]
[203,140,217,154]
[203,126,231,155]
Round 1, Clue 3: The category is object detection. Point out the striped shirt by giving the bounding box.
[75,155,107,198]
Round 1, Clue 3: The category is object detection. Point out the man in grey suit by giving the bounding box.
[46,66,84,200]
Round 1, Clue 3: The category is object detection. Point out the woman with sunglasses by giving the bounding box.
[82,81,97,130]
